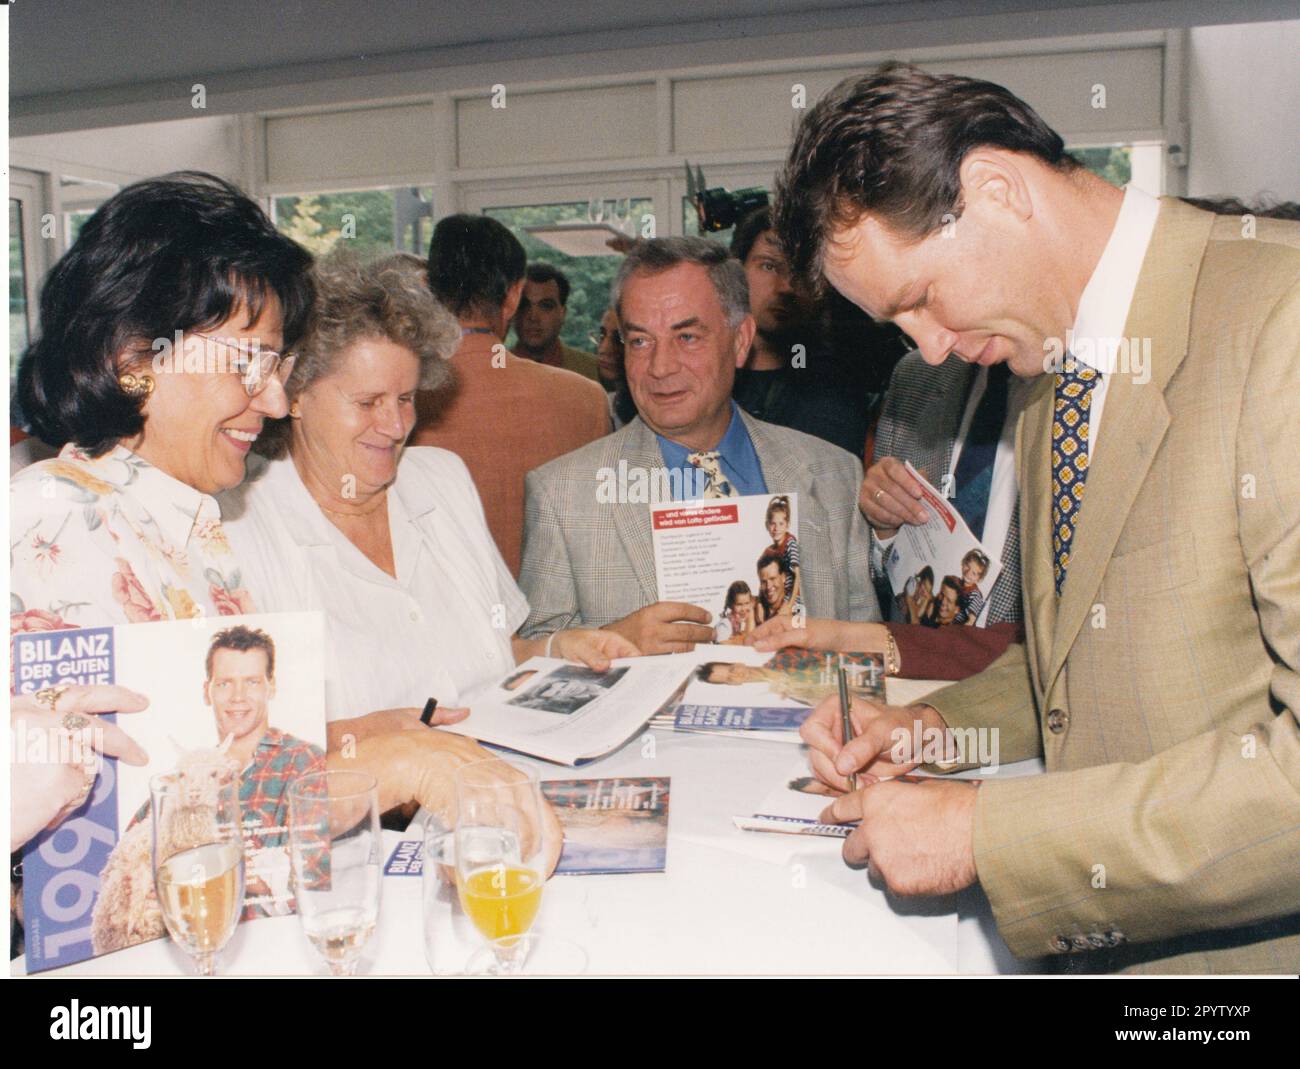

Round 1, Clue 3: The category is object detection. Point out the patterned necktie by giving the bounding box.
[953,363,1011,542]
[1051,362,1100,595]
[686,450,738,499]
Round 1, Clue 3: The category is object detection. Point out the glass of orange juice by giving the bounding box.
[453,758,548,974]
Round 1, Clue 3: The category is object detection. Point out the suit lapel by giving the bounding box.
[611,419,669,605]
[1044,198,1213,686]
[1017,374,1058,688]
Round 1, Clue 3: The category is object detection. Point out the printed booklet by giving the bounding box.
[648,645,885,743]
[650,492,802,643]
[384,777,670,877]
[882,462,1002,628]
[14,612,326,972]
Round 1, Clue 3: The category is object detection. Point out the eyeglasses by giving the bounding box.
[191,332,297,398]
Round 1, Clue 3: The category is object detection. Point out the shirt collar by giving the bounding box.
[257,453,433,548]
[66,443,221,549]
[656,401,747,461]
[1070,185,1161,374]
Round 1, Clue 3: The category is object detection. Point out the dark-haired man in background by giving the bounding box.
[512,262,601,384]
[410,214,609,574]
[777,62,1300,972]
[730,208,872,457]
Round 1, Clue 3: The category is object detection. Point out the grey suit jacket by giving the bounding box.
[518,410,880,635]
[872,351,1023,624]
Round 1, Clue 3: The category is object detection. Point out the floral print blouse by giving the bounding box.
[11,444,257,634]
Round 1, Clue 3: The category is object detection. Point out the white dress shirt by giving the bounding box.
[1067,184,1162,455]
[221,447,528,721]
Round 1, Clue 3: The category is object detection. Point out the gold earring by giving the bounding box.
[118,372,155,398]
[289,402,302,418]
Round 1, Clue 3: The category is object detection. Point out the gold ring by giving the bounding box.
[874,489,885,502]
[35,684,70,711]
[61,712,93,733]
[68,764,96,808]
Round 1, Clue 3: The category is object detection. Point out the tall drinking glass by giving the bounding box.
[287,770,381,976]
[454,758,547,975]
[150,766,246,976]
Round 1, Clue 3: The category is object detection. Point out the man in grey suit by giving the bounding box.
[863,350,1026,626]
[518,237,879,654]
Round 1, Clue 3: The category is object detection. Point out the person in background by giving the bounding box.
[730,207,873,457]
[409,216,610,574]
[592,305,638,428]
[511,262,602,383]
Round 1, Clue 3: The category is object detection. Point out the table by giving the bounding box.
[17,720,1043,977]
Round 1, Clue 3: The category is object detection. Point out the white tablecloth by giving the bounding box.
[16,720,1042,977]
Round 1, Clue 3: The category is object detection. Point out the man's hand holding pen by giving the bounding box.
[801,696,980,895]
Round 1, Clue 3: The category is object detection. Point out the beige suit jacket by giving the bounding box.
[925,200,1300,972]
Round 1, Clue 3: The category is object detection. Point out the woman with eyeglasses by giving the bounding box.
[8,174,531,863]
[12,171,311,628]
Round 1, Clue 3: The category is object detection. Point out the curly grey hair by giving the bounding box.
[610,237,751,329]
[255,251,459,458]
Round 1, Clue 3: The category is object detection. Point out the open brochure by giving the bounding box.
[648,644,885,743]
[441,655,698,765]
[882,461,1002,628]
[650,492,802,643]
[14,612,326,973]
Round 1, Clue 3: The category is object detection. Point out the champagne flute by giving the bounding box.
[454,758,548,975]
[287,770,381,976]
[150,766,246,976]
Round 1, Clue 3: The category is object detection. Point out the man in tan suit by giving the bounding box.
[776,63,1299,972]
[410,215,609,574]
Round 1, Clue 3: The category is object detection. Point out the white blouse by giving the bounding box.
[220,448,529,721]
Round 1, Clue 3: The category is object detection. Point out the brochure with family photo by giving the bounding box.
[14,612,327,973]
[442,655,700,766]
[649,492,802,643]
[882,462,1003,628]
[648,645,885,743]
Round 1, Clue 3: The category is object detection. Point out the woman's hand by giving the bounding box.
[748,615,844,653]
[550,628,641,670]
[329,732,564,877]
[326,705,470,751]
[10,684,150,850]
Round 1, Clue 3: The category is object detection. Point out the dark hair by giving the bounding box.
[757,548,790,575]
[426,214,526,317]
[939,575,963,598]
[775,62,1080,287]
[17,171,314,454]
[696,661,731,682]
[723,580,753,612]
[730,207,774,264]
[525,262,571,305]
[206,625,276,681]
[915,566,935,586]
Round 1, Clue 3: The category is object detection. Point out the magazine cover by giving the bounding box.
[652,646,885,740]
[383,776,671,878]
[14,612,326,972]
[541,777,670,875]
[882,462,1003,628]
[650,492,802,642]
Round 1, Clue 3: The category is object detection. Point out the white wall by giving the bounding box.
[1186,19,1300,203]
